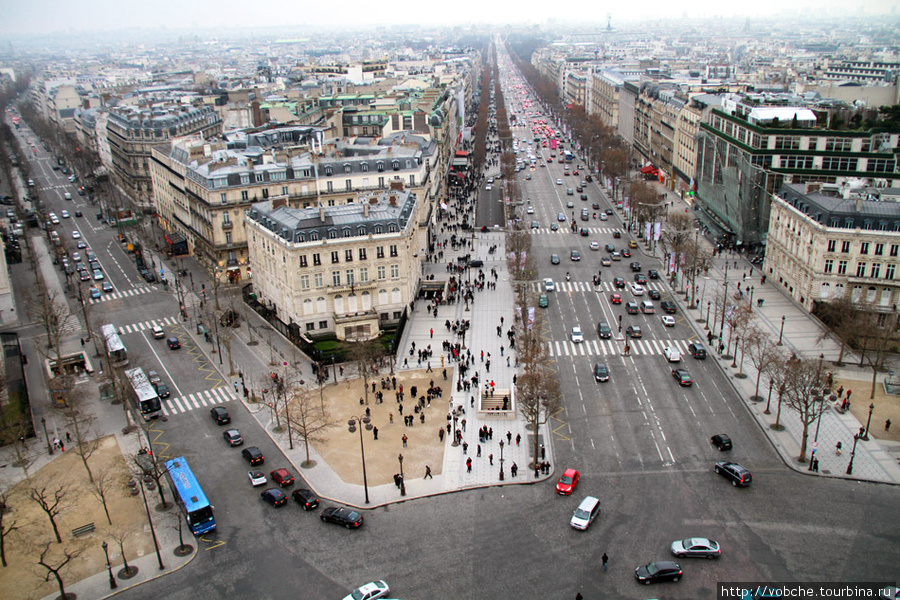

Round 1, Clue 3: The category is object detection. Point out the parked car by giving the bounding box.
[248,469,267,486]
[270,468,295,487]
[341,581,389,600]
[260,488,288,508]
[242,446,265,465]
[292,488,320,510]
[167,337,181,350]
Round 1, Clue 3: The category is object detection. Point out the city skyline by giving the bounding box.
[1,0,897,39]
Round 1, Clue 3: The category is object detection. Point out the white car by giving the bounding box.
[543,278,555,292]
[661,315,676,327]
[599,213,608,221]
[61,210,70,218]
[342,581,390,600]
[631,283,645,296]
[527,206,534,214]
[590,241,600,251]
[248,469,267,486]
[571,326,584,343]
[49,213,60,225]
[71,230,81,239]
[485,184,492,190]
[556,179,563,185]
[664,346,682,362]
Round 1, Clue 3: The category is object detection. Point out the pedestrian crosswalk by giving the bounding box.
[530,226,621,235]
[550,337,695,358]
[161,386,237,416]
[88,284,155,304]
[534,280,668,294]
[118,316,179,334]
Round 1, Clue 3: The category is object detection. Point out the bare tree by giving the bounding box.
[782,357,827,463]
[660,211,695,287]
[25,283,72,372]
[855,314,899,399]
[87,471,115,526]
[514,284,562,469]
[0,491,20,567]
[132,428,172,509]
[814,296,863,366]
[288,384,336,467]
[346,336,385,405]
[28,483,69,544]
[109,525,139,577]
[57,386,100,484]
[746,328,786,401]
[36,541,82,600]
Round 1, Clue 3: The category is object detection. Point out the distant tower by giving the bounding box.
[607,13,612,31]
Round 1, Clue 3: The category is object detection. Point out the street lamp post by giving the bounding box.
[348,416,372,504]
[778,315,786,345]
[846,430,863,475]
[731,336,740,368]
[451,414,459,447]
[40,417,53,455]
[102,542,117,589]
[398,453,406,496]
[749,286,754,307]
[498,440,505,481]
[862,403,875,440]
[705,301,711,330]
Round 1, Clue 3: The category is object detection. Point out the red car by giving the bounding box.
[610,293,622,304]
[556,468,580,495]
[270,468,295,487]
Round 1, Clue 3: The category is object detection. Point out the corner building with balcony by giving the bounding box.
[244,185,420,341]
[765,182,900,328]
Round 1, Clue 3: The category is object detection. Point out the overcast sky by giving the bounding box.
[0,0,896,38]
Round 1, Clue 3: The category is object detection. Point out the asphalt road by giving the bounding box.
[10,65,900,600]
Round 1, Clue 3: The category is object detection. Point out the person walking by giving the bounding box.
[466,457,472,473]
[516,433,521,446]
[372,426,379,440]
[425,465,433,479]
[885,419,892,432]
[402,435,408,448]
[601,552,609,571]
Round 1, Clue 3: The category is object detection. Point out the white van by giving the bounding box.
[570,496,601,530]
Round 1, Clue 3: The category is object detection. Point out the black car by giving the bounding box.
[635,561,683,584]
[625,301,639,314]
[688,342,707,359]
[597,322,612,339]
[613,277,626,289]
[579,228,589,237]
[260,488,288,508]
[594,362,610,382]
[580,194,588,200]
[140,268,156,283]
[648,289,661,300]
[469,259,484,268]
[672,368,693,386]
[605,209,614,215]
[592,202,600,210]
[630,262,641,272]
[167,337,181,350]
[292,488,320,510]
[210,406,231,425]
[660,301,677,314]
[715,461,752,486]
[648,269,659,279]
[154,382,171,399]
[223,428,243,446]
[242,446,265,465]
[605,244,616,253]
[626,325,642,338]
[711,434,733,451]
[320,506,364,529]
[634,273,648,284]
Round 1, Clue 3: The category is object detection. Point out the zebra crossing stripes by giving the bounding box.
[88,285,154,304]
[118,316,179,335]
[530,226,620,235]
[535,280,667,294]
[549,338,694,358]
[161,386,236,416]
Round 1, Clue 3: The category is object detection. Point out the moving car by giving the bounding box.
[663,346,682,362]
[154,383,171,398]
[556,179,563,185]
[626,325,642,338]
[341,581,390,600]
[555,468,579,495]
[544,278,555,292]
[629,240,638,249]
[661,315,676,327]
[661,301,677,314]
[711,434,733,451]
[570,250,581,261]
[715,461,752,487]
[613,277,626,289]
[167,337,181,350]
[605,244,615,253]
[630,261,642,272]
[242,446,265,465]
[648,289,661,300]
[670,537,721,559]
[590,241,600,251]
[102,281,114,293]
[292,488,320,511]
[672,369,693,386]
[321,506,364,529]
[610,293,622,304]
[571,326,584,343]
[223,429,243,446]
[601,257,611,266]
[593,362,610,382]
[625,302,639,314]
[597,322,612,339]
[260,488,288,508]
[688,342,707,359]
[147,370,162,385]
[89,287,101,300]
[270,468,295,487]
[248,469,267,486]
[634,273,648,284]
[634,561,683,584]
[648,269,659,279]
[557,213,566,222]
[570,496,601,530]
[151,325,165,339]
[538,294,549,308]
[210,406,231,424]
[550,254,560,265]
[630,284,645,296]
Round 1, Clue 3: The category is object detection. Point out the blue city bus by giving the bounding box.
[165,457,216,535]
[563,150,574,163]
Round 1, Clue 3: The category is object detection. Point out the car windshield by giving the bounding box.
[647,563,662,575]
[573,508,590,519]
[560,476,573,484]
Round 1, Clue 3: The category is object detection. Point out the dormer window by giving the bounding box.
[324,166,333,176]
[343,164,351,174]
[377,162,384,172]
[361,163,369,172]
[392,160,400,171]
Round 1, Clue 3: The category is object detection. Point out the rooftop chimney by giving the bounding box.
[319,205,326,222]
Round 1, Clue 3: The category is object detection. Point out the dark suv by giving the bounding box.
[210,406,231,425]
[715,461,752,486]
[711,434,733,451]
[597,322,612,339]
[688,342,707,359]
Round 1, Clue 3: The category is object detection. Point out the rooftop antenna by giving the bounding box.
[607,13,612,31]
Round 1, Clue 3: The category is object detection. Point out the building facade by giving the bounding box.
[244,186,420,340]
[765,182,900,321]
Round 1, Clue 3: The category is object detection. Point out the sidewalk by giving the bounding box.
[596,176,900,485]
